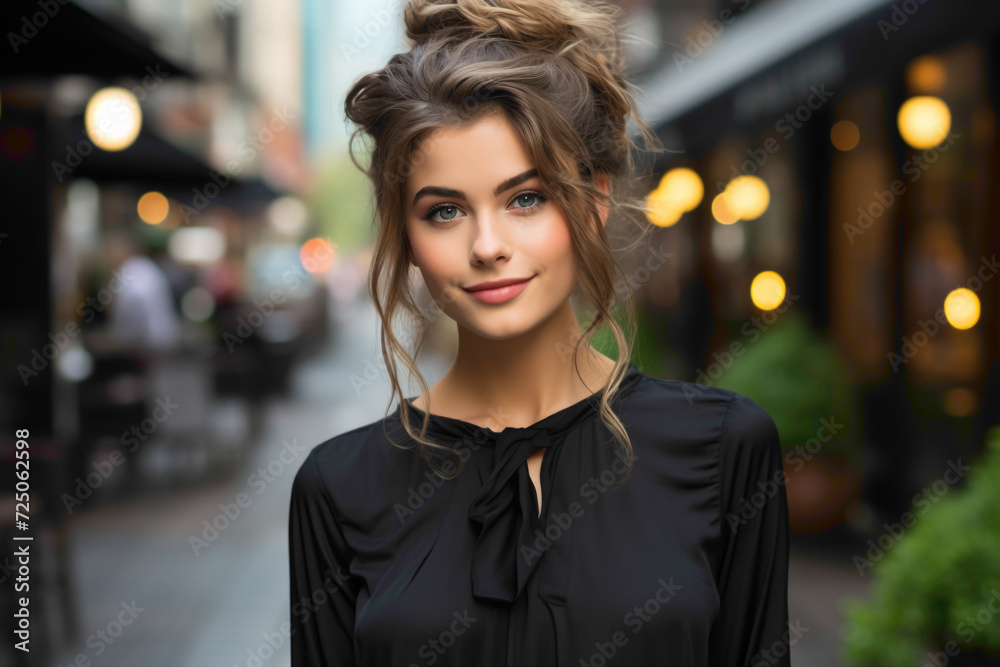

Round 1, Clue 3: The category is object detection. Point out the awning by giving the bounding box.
[633,0,1000,155]
[49,111,285,211]
[0,0,194,79]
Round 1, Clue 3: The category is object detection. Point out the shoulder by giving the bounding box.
[291,414,428,525]
[622,373,779,457]
[306,420,381,482]
[711,389,783,500]
[621,373,745,435]
[290,421,375,513]
[720,390,780,453]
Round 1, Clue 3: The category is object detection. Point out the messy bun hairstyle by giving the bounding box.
[344,0,661,483]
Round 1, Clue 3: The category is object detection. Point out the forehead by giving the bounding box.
[405,113,535,200]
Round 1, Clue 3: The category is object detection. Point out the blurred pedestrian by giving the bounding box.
[103,228,182,352]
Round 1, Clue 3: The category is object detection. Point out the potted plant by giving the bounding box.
[841,426,1000,666]
[713,309,861,533]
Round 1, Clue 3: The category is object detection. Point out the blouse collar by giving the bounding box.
[393,363,644,603]
[398,363,643,443]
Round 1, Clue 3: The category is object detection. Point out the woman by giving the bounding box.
[288,0,790,665]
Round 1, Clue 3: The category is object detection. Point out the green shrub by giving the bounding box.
[712,309,856,458]
[841,426,1000,665]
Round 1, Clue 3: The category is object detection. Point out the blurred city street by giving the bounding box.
[52,291,397,667]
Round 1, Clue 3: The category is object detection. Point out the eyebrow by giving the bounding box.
[411,168,539,207]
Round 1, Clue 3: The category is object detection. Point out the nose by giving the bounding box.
[469,211,512,266]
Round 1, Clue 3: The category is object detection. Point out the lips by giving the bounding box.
[462,276,535,292]
[461,275,535,304]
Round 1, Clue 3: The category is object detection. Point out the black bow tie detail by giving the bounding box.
[467,427,553,602]
[397,365,643,602]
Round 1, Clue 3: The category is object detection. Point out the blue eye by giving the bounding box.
[511,191,546,210]
[425,205,460,223]
[421,190,547,225]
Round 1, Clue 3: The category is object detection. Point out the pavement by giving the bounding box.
[52,294,870,667]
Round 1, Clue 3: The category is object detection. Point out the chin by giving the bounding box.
[457,316,539,341]
[463,297,570,339]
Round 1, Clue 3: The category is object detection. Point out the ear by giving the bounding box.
[595,172,611,229]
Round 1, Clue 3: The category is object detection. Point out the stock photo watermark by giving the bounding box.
[56,600,145,666]
[726,416,843,533]
[843,130,960,244]
[887,254,999,372]
[669,0,752,72]
[178,106,296,224]
[409,610,478,667]
[61,396,180,514]
[8,0,76,53]
[878,0,930,41]
[853,458,971,576]
[684,293,800,404]
[189,438,307,556]
[51,68,172,183]
[17,266,137,386]
[922,588,1000,667]
[713,85,833,195]
[220,238,334,353]
[578,577,683,667]
[750,619,809,667]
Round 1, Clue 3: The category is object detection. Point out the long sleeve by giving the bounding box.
[289,450,360,666]
[709,393,791,667]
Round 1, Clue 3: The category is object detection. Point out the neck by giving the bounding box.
[440,300,617,429]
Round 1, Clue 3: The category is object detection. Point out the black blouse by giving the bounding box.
[288,363,790,666]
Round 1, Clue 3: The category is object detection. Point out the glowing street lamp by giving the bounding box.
[724,175,770,221]
[85,87,142,151]
[137,191,169,224]
[944,288,980,329]
[897,96,951,150]
[750,271,786,310]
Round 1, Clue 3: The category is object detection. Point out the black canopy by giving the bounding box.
[0,0,195,79]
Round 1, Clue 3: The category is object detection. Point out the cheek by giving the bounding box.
[532,214,575,276]
[408,229,458,288]
[411,242,447,274]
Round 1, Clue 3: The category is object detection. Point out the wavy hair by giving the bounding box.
[343,0,662,483]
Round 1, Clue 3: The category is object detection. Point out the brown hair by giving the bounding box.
[343,0,662,483]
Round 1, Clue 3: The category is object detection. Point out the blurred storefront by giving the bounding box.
[629,0,1000,527]
[1,2,323,663]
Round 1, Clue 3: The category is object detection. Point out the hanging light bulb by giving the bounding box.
[897,96,951,149]
[85,87,142,151]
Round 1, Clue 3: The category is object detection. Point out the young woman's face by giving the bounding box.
[404,113,582,340]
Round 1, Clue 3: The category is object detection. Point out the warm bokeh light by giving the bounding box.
[655,167,704,212]
[830,120,860,151]
[942,387,978,417]
[943,287,980,329]
[85,87,142,151]
[644,189,683,227]
[897,96,951,149]
[906,55,947,93]
[711,193,739,224]
[750,270,786,310]
[300,237,336,274]
[137,191,170,225]
[724,175,770,220]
